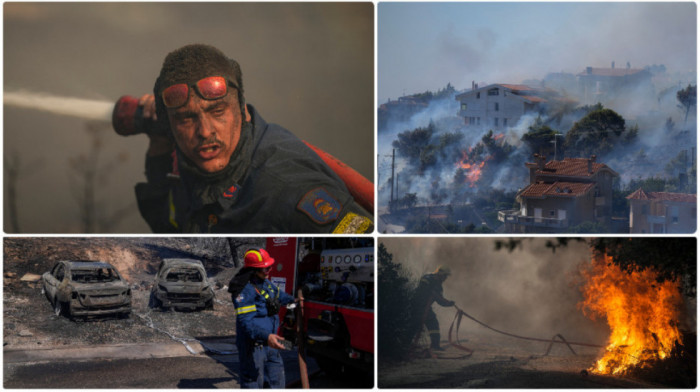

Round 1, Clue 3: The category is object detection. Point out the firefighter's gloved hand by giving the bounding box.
[138,94,157,121]
[286,303,297,310]
[447,300,455,307]
[267,333,286,350]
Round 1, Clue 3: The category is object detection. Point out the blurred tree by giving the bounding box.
[676,84,696,125]
[378,243,417,362]
[68,121,132,233]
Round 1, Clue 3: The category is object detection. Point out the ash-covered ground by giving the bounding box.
[3,238,256,350]
[380,332,673,388]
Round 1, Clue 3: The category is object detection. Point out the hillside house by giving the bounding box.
[499,154,619,233]
[627,189,696,234]
[577,63,654,105]
[455,83,564,129]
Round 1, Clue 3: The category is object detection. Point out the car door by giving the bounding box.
[44,263,64,300]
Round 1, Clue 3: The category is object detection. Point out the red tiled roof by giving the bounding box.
[499,84,537,92]
[534,158,615,177]
[626,188,696,203]
[519,95,547,103]
[578,68,646,77]
[520,181,595,198]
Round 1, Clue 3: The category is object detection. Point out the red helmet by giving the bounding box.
[244,248,275,269]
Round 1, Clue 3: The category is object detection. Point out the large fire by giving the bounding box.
[579,254,684,375]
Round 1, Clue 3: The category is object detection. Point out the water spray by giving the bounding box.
[4,90,113,122]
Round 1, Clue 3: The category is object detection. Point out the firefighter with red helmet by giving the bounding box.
[229,248,295,388]
[411,266,455,351]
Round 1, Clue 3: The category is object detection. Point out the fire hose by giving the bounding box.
[448,305,604,358]
[295,289,310,389]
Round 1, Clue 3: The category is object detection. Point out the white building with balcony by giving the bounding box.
[455,83,564,129]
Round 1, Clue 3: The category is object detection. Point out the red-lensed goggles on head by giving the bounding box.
[161,76,232,108]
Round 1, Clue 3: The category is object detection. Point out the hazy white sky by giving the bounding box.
[378,2,697,102]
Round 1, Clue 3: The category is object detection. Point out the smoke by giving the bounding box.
[4,90,113,122]
[380,237,610,345]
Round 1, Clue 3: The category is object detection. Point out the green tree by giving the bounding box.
[563,106,632,157]
[676,84,697,125]
[392,123,435,161]
[521,116,559,157]
[378,243,416,361]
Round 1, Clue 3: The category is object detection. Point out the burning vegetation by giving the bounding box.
[379,79,696,233]
[579,253,685,376]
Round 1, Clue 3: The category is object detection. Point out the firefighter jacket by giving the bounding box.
[413,273,453,309]
[233,276,295,344]
[135,104,373,234]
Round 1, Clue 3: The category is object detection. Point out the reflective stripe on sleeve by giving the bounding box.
[235,305,256,315]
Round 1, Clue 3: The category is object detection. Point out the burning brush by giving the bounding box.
[578,254,684,376]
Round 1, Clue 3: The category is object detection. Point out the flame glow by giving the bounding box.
[579,254,683,375]
[456,149,488,187]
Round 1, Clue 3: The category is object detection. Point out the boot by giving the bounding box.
[430,333,444,351]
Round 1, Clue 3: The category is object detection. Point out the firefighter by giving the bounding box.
[131,44,373,234]
[230,248,295,388]
[411,266,455,351]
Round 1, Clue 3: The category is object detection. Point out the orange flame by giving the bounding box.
[456,150,488,187]
[579,254,683,375]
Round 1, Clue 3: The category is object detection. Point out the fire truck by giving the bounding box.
[264,237,374,376]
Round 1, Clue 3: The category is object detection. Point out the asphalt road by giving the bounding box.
[4,340,372,389]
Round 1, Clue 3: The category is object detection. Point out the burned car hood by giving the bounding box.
[72,280,129,293]
[158,281,211,293]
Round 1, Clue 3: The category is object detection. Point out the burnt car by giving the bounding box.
[149,258,215,311]
[42,260,132,319]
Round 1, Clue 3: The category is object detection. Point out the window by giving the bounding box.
[477,117,481,125]
[477,92,481,99]
[494,102,499,111]
[503,118,507,127]
[671,206,679,223]
[488,88,499,96]
[641,205,648,215]
[549,210,556,217]
[461,103,467,111]
[494,118,499,127]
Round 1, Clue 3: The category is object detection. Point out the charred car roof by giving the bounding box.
[65,260,116,269]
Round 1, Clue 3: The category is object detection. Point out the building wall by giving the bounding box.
[629,200,697,234]
[457,86,528,129]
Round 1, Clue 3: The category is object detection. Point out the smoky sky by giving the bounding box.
[3,3,373,233]
[380,237,610,344]
[379,2,696,102]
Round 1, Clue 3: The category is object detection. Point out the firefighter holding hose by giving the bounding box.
[117,44,372,233]
[412,266,455,351]
[229,248,296,388]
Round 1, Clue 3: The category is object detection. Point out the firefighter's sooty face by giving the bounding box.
[167,92,247,173]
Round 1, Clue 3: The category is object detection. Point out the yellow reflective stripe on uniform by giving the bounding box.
[427,330,440,335]
[332,212,372,234]
[235,305,256,315]
[168,190,178,229]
